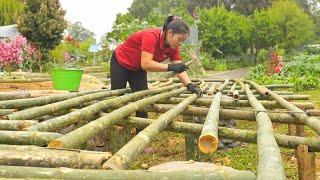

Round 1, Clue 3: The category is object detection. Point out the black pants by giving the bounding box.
[110,52,148,119]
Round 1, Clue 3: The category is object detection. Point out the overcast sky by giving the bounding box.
[60,0,134,42]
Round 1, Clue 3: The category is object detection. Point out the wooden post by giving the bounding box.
[291,123,316,180]
[296,145,316,180]
[107,125,131,154]
[184,116,195,160]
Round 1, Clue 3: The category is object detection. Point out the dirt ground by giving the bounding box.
[0,74,107,92]
[207,67,249,79]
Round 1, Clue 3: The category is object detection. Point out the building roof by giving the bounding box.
[0,24,18,38]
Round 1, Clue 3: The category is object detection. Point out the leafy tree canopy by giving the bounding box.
[67,21,95,42]
[268,0,315,51]
[17,0,67,51]
[198,6,250,57]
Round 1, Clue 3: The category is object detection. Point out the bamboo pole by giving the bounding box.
[0,165,256,180]
[233,90,240,100]
[268,90,320,134]
[234,79,245,90]
[222,90,294,95]
[245,80,270,97]
[158,97,314,110]
[306,109,320,116]
[114,117,320,152]
[184,94,309,101]
[228,83,237,96]
[47,85,187,149]
[0,145,111,169]
[27,84,181,132]
[0,91,31,100]
[143,104,304,125]
[6,89,129,120]
[0,109,16,116]
[216,79,229,93]
[264,84,294,89]
[103,91,202,170]
[0,78,51,83]
[152,78,173,88]
[245,84,285,180]
[198,91,222,153]
[237,94,309,100]
[206,83,218,95]
[150,81,161,87]
[0,120,38,130]
[0,130,62,146]
[0,89,112,109]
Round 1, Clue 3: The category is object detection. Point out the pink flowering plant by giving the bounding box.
[0,35,35,73]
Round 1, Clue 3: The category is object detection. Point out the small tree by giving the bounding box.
[198,7,250,57]
[268,0,315,51]
[17,0,67,71]
[67,21,95,42]
[251,9,281,60]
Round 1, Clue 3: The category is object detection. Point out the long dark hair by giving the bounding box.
[162,15,190,35]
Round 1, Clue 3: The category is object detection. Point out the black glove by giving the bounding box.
[187,83,203,97]
[167,63,188,73]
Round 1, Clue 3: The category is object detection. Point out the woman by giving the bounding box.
[110,15,202,119]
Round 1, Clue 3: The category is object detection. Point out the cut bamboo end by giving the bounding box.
[47,140,64,148]
[198,135,218,153]
[233,94,240,100]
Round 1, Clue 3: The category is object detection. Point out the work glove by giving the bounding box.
[167,63,188,73]
[187,83,203,97]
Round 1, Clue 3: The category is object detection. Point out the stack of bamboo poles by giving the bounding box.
[0,78,319,179]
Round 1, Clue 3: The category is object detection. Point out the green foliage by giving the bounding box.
[251,10,280,51]
[106,13,151,47]
[67,22,95,42]
[268,0,315,51]
[48,38,99,69]
[197,7,250,58]
[0,0,24,26]
[256,49,268,64]
[246,53,320,90]
[17,0,67,70]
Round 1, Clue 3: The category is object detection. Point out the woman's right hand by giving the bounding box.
[167,63,188,73]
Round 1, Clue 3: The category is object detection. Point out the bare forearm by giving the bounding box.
[176,71,192,86]
[141,59,168,72]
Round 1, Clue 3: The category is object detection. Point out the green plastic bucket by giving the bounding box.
[51,69,83,91]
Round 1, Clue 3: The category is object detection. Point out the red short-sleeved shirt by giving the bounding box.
[115,28,181,71]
